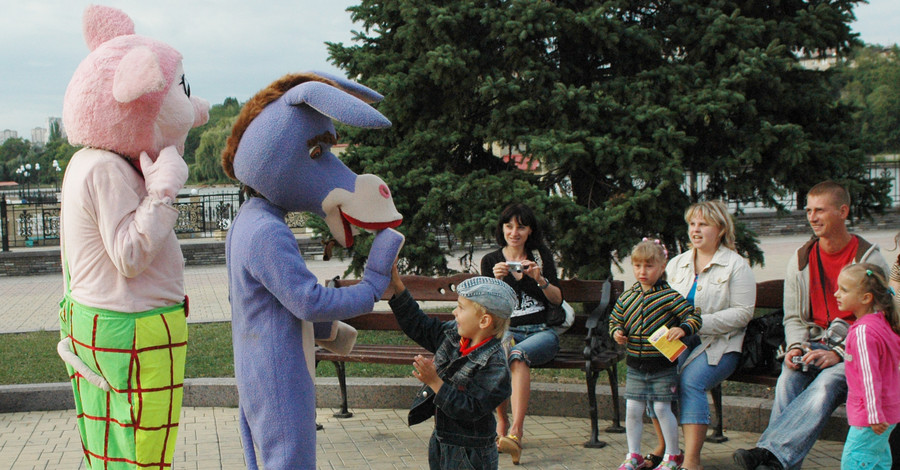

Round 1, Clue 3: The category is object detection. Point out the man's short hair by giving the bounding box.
[807,181,850,209]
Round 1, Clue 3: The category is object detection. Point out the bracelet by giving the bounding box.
[538,277,550,289]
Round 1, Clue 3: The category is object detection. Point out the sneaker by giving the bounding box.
[653,453,683,470]
[734,447,778,470]
[618,453,645,470]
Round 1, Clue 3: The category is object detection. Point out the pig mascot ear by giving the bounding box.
[83,4,135,50]
[113,47,167,103]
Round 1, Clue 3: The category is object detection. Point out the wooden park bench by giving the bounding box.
[315,274,626,448]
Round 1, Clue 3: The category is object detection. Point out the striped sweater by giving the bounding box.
[609,281,701,371]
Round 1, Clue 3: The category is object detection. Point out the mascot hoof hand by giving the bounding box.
[140,146,188,202]
[366,228,405,277]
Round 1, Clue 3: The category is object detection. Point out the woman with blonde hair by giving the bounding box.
[645,200,756,470]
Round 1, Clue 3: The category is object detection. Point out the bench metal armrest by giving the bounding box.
[583,279,613,361]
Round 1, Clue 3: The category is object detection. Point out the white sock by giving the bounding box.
[653,401,680,455]
[625,399,646,455]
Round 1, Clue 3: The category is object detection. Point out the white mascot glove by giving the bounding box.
[140,145,188,202]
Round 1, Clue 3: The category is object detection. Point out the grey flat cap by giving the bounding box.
[457,276,518,318]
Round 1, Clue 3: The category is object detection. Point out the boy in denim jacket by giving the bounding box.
[388,265,515,470]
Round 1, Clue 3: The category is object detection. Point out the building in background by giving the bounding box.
[48,117,65,140]
[31,127,48,146]
[0,129,17,144]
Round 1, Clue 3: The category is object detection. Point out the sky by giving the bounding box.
[1,0,898,138]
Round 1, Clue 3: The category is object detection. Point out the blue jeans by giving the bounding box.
[506,324,560,367]
[842,425,896,470]
[757,357,847,470]
[678,347,740,425]
[645,335,740,424]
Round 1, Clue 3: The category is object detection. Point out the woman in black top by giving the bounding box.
[480,203,562,464]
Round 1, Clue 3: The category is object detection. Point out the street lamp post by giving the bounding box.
[52,160,61,192]
[15,166,23,200]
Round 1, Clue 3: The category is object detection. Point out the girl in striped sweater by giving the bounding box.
[835,263,900,470]
[610,239,702,470]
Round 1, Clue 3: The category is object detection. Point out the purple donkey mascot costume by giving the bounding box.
[221,72,404,469]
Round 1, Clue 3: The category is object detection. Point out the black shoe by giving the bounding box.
[733,447,774,470]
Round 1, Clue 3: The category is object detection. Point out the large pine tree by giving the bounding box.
[328,0,887,278]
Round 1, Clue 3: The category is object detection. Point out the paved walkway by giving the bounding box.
[3,230,895,468]
[0,407,844,469]
[3,229,896,334]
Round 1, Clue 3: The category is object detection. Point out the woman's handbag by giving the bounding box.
[547,300,576,333]
[533,250,575,333]
[738,309,784,375]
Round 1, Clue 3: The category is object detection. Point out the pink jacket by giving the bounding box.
[845,311,900,427]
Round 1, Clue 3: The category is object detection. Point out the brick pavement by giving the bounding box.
[0,407,842,469]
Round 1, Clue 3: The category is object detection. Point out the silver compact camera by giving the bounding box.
[790,355,810,372]
[507,261,523,273]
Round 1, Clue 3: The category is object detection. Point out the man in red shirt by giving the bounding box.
[734,181,890,470]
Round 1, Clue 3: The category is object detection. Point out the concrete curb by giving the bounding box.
[0,377,848,440]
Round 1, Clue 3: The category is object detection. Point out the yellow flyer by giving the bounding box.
[649,326,687,362]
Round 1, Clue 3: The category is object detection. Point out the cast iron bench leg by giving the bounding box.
[332,361,354,418]
[606,362,625,433]
[706,383,728,443]
[584,366,607,448]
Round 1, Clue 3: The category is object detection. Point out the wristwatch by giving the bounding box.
[538,277,550,289]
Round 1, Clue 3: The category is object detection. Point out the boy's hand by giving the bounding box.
[613,330,626,345]
[666,327,686,341]
[389,261,405,296]
[412,354,443,392]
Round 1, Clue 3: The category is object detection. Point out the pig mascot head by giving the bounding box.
[63,4,209,160]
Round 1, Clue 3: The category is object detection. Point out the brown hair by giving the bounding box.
[808,180,851,209]
[221,73,339,179]
[840,263,900,334]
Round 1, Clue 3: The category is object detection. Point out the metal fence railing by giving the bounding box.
[4,162,900,251]
[684,161,900,213]
[0,188,311,251]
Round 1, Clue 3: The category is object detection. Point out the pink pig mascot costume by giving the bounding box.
[57,5,208,469]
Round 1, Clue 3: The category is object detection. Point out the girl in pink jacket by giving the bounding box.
[835,263,900,470]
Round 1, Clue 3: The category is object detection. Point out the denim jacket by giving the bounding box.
[389,289,512,448]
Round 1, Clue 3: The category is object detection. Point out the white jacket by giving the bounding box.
[666,245,756,367]
[783,235,889,354]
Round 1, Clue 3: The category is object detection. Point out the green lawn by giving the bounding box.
[1,322,771,398]
[1,322,587,386]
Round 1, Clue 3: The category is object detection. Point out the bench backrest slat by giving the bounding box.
[332,275,622,304]
[331,275,785,332]
[755,279,784,310]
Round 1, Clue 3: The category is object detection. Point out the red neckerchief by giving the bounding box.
[459,336,492,356]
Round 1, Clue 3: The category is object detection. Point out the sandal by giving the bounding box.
[498,435,522,465]
[641,453,663,469]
